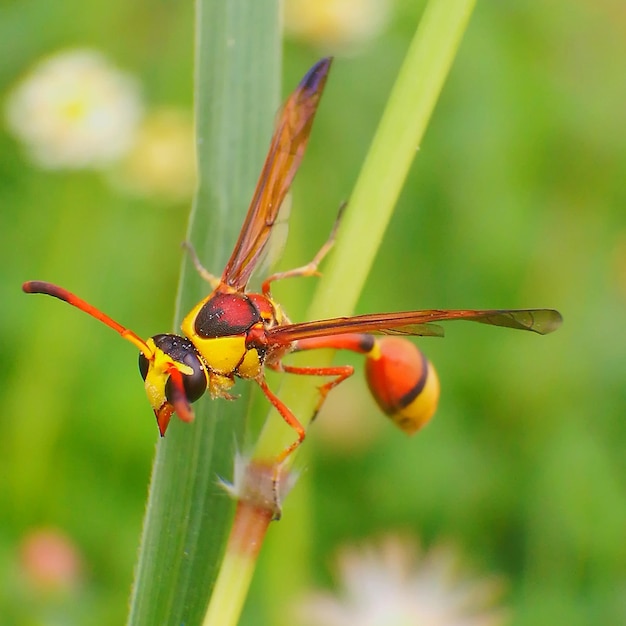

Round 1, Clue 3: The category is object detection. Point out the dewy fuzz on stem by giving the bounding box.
[220,453,299,520]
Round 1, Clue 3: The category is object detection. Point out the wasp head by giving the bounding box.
[138,334,208,435]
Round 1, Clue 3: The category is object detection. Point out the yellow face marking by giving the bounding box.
[142,337,194,412]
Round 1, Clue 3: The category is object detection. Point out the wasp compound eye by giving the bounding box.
[139,334,207,403]
[138,352,150,381]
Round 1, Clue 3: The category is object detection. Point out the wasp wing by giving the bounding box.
[221,58,332,291]
[267,308,563,344]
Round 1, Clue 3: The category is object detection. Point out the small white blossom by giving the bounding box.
[296,535,508,626]
[284,0,391,50]
[5,49,143,169]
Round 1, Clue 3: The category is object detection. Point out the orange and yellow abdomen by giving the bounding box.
[364,336,439,435]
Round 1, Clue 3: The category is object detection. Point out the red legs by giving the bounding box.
[256,376,307,519]
[256,362,354,518]
[256,377,307,465]
[262,333,372,467]
[261,360,355,465]
[261,202,346,296]
[181,241,221,289]
[272,362,355,418]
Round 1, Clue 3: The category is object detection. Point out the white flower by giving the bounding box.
[5,49,143,169]
[284,0,391,50]
[109,107,196,202]
[296,536,508,626]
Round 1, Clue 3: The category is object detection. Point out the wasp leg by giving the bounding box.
[256,377,308,519]
[257,377,307,466]
[256,362,353,518]
[270,362,355,421]
[261,201,346,295]
[182,241,221,288]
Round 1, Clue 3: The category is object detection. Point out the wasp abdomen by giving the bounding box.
[365,337,440,435]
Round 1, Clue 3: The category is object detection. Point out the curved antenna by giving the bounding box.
[22,281,154,358]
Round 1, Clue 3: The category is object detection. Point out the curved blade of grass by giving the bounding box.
[202,2,478,625]
[126,1,280,624]
[254,0,478,463]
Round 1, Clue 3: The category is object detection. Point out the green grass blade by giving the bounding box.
[311,0,478,319]
[254,0,477,463]
[126,1,280,624]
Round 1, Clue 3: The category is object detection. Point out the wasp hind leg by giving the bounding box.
[273,362,355,421]
[261,201,346,295]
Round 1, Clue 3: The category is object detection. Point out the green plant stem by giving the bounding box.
[203,1,477,624]
[253,0,477,464]
[202,502,273,626]
[127,1,280,625]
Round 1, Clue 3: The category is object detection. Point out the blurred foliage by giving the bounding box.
[1,1,625,625]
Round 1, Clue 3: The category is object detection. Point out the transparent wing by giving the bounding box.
[267,308,563,345]
[221,57,332,291]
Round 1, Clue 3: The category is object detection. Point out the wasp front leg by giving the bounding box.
[182,241,221,289]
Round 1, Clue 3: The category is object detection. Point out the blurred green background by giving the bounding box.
[1,1,625,625]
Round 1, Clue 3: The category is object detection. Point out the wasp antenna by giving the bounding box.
[22,281,154,358]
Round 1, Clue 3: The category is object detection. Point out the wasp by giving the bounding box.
[23,58,562,464]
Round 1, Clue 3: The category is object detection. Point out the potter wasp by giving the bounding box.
[23,58,562,464]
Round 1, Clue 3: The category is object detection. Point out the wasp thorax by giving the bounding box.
[138,333,207,403]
